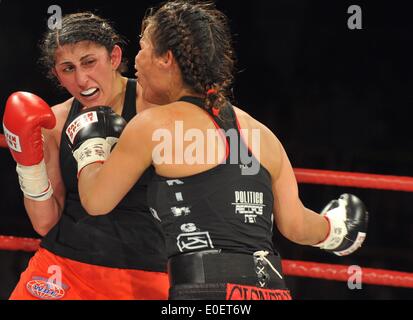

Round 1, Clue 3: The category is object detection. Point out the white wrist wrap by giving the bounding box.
[16,159,53,201]
[313,206,348,250]
[73,137,117,174]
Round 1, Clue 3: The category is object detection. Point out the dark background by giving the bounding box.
[0,0,412,299]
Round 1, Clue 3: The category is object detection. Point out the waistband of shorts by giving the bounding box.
[168,250,286,289]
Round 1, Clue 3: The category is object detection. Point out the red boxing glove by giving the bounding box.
[3,92,56,166]
[3,92,56,201]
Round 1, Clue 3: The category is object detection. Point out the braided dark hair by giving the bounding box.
[143,0,235,110]
[39,12,128,82]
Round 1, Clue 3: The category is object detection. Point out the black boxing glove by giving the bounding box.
[313,194,368,256]
[66,106,127,174]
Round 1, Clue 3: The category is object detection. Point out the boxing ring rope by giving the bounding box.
[0,133,412,288]
[283,260,413,289]
[294,168,413,192]
[0,236,41,252]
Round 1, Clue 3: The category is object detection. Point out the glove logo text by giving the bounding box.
[3,126,22,152]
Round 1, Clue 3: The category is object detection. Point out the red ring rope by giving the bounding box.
[294,168,413,192]
[0,235,41,252]
[283,260,413,289]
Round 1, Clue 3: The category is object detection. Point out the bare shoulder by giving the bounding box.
[51,98,73,122]
[234,106,265,129]
[232,105,250,118]
[233,106,278,141]
[44,97,74,145]
[233,106,282,178]
[130,102,179,130]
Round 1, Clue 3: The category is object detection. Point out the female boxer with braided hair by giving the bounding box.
[6,12,168,300]
[73,1,368,300]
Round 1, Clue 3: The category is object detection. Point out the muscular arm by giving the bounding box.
[23,104,69,236]
[233,107,328,245]
[78,112,153,215]
[24,130,65,235]
[271,141,329,245]
[234,108,367,254]
[272,137,368,255]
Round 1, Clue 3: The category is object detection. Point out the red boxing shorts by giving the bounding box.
[9,248,169,300]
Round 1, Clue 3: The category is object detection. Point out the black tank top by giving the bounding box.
[41,79,167,272]
[147,97,276,258]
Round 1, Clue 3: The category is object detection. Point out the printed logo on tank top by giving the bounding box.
[166,179,184,186]
[164,179,192,217]
[232,191,265,224]
[176,223,214,252]
[171,206,191,217]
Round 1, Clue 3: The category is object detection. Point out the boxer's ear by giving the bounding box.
[110,45,122,70]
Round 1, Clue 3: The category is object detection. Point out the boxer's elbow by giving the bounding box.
[80,193,112,216]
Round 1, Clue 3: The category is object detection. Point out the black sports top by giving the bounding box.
[41,79,167,272]
[147,97,276,258]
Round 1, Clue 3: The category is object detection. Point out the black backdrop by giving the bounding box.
[0,0,412,300]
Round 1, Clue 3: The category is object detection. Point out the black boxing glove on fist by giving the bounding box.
[66,106,127,174]
[313,194,368,256]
